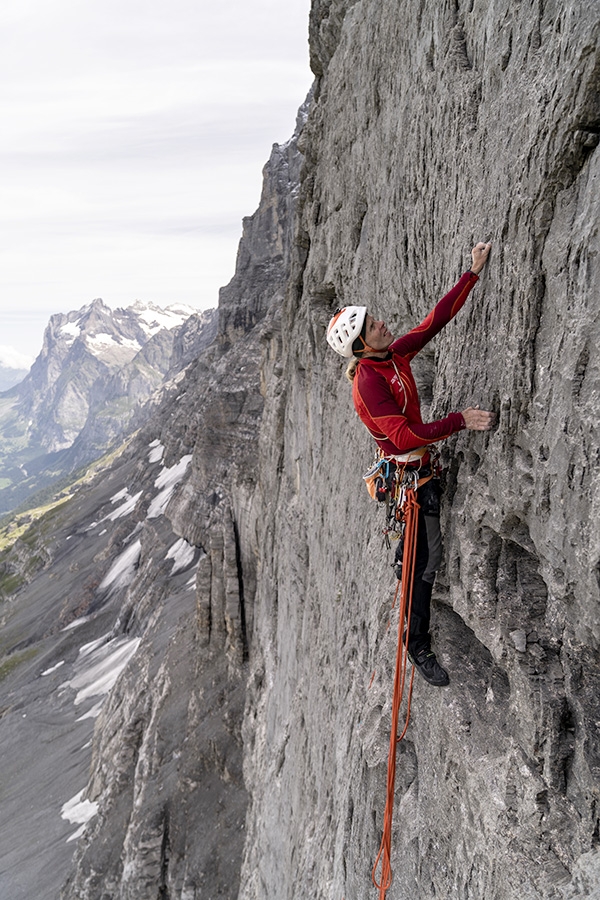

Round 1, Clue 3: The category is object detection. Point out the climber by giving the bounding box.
[326,242,496,687]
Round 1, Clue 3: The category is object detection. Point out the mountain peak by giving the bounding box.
[0,301,217,489]
[45,299,197,365]
[114,301,198,340]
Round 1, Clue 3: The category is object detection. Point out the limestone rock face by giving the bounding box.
[54,124,304,898]
[238,3,600,899]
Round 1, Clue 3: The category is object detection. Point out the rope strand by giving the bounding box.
[372,487,420,898]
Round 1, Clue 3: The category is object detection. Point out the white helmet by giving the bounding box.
[326,305,367,358]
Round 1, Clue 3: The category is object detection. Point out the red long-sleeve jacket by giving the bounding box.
[352,271,478,456]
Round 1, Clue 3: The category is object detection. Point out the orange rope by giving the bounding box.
[372,486,420,899]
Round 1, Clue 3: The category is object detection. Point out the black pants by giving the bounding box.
[394,478,442,657]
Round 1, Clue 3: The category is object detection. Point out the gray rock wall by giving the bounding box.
[1,4,599,899]
[239,2,600,899]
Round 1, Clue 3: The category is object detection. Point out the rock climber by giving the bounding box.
[326,242,496,686]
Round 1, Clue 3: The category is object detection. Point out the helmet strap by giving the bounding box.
[353,334,381,356]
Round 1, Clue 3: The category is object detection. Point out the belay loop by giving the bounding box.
[372,483,420,899]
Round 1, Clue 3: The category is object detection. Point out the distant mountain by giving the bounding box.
[0,346,32,392]
[0,113,300,899]
[0,363,28,392]
[0,299,217,516]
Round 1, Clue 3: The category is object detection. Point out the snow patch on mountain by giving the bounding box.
[147,454,193,519]
[166,537,197,574]
[99,539,142,591]
[103,489,143,522]
[59,321,82,344]
[61,790,99,843]
[148,439,165,464]
[128,301,197,338]
[79,333,141,366]
[41,660,65,676]
[69,636,142,707]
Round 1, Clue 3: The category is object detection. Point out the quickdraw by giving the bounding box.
[363,447,440,549]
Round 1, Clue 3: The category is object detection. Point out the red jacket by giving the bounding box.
[352,271,478,456]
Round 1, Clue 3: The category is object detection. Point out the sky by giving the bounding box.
[0,0,312,366]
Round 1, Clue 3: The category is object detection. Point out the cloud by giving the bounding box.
[0,344,34,369]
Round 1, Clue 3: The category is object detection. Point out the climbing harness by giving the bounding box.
[362,447,437,530]
[364,448,440,900]
[363,455,396,502]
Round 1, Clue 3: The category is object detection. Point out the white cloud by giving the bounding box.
[0,344,34,369]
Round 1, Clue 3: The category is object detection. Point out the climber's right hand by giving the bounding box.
[461,406,496,430]
[470,242,492,275]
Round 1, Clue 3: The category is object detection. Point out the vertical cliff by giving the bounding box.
[1,3,598,899]
[239,2,600,899]
[57,117,306,899]
[0,111,306,899]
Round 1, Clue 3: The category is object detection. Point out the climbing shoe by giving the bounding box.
[408,649,450,687]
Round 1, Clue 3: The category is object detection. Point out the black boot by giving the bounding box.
[408,648,450,687]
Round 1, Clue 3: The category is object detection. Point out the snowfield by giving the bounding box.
[147,454,193,519]
[67,635,142,709]
[61,790,99,843]
[103,490,143,522]
[166,537,197,574]
[99,539,142,592]
[148,439,165,463]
